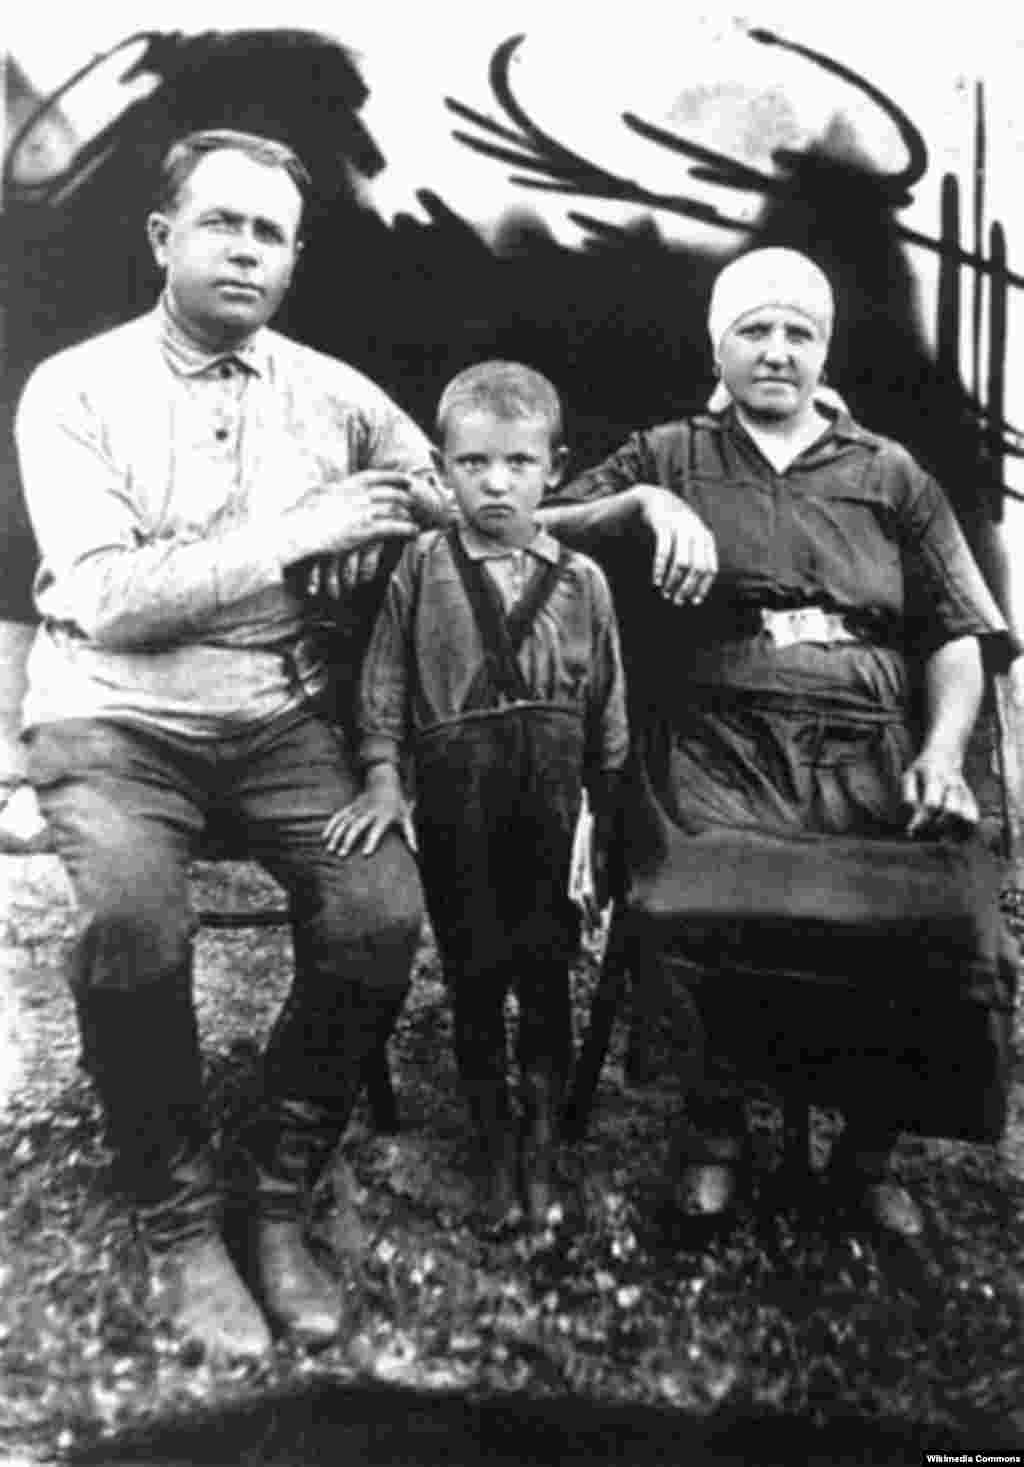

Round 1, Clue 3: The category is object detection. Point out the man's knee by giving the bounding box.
[314,834,423,985]
[73,876,194,993]
[29,731,195,991]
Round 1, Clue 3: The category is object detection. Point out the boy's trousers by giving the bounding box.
[414,704,584,1111]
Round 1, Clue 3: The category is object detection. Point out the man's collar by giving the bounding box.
[457,522,561,563]
[156,295,270,379]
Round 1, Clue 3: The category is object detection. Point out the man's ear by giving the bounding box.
[546,443,570,490]
[146,212,171,266]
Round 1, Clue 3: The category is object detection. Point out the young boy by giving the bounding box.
[325,362,628,1225]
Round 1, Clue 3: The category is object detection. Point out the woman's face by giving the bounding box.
[717,306,828,424]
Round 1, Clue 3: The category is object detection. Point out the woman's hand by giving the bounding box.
[904,636,985,837]
[323,764,417,857]
[901,751,979,838]
[637,487,718,606]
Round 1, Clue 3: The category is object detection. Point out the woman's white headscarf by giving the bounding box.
[705,247,840,413]
[708,247,834,355]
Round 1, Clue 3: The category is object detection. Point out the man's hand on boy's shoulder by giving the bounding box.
[323,764,417,858]
[307,471,454,598]
[405,470,455,530]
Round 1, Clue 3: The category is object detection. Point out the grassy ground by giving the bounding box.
[1,854,1022,1466]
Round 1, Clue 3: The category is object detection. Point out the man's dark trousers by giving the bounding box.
[25,707,422,1211]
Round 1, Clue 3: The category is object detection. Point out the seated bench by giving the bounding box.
[563,683,1022,1156]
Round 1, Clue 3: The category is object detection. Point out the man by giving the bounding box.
[14,129,448,1361]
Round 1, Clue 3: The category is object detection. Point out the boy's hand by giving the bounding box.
[323,766,417,857]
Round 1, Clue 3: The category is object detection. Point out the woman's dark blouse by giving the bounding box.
[556,407,1015,705]
[551,407,1017,837]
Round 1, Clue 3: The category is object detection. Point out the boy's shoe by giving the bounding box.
[858,1179,924,1239]
[253,1219,343,1347]
[670,1122,748,1218]
[829,1134,924,1240]
[521,1150,563,1228]
[149,1232,272,1362]
[481,1142,522,1229]
[519,1063,567,1227]
[519,1125,559,1228]
[676,1161,740,1217]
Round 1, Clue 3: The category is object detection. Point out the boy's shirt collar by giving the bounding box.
[456,522,561,564]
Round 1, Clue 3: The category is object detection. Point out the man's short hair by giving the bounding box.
[155,129,313,219]
[436,361,564,446]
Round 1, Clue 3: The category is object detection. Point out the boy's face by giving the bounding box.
[442,410,565,547]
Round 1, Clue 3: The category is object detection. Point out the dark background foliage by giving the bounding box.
[2,25,1018,625]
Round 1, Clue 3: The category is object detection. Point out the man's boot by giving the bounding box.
[138,1145,272,1363]
[74,979,272,1355]
[243,1098,344,1347]
[248,975,413,1340]
[77,980,272,1361]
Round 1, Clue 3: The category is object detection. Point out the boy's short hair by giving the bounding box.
[436,361,564,446]
[156,129,313,222]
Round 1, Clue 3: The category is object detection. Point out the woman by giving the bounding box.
[539,248,1018,1237]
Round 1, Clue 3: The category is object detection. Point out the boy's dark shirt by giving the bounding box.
[357,524,628,778]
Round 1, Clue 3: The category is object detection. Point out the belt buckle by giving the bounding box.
[761,607,851,647]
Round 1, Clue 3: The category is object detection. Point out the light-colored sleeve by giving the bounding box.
[15,360,285,650]
[344,371,455,527]
[356,542,419,769]
[354,376,434,473]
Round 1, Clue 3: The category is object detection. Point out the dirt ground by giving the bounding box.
[1,853,1022,1466]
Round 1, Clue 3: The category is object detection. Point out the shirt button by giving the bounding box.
[215,427,229,441]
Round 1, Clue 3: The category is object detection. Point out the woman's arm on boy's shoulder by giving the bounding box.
[539,431,717,607]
